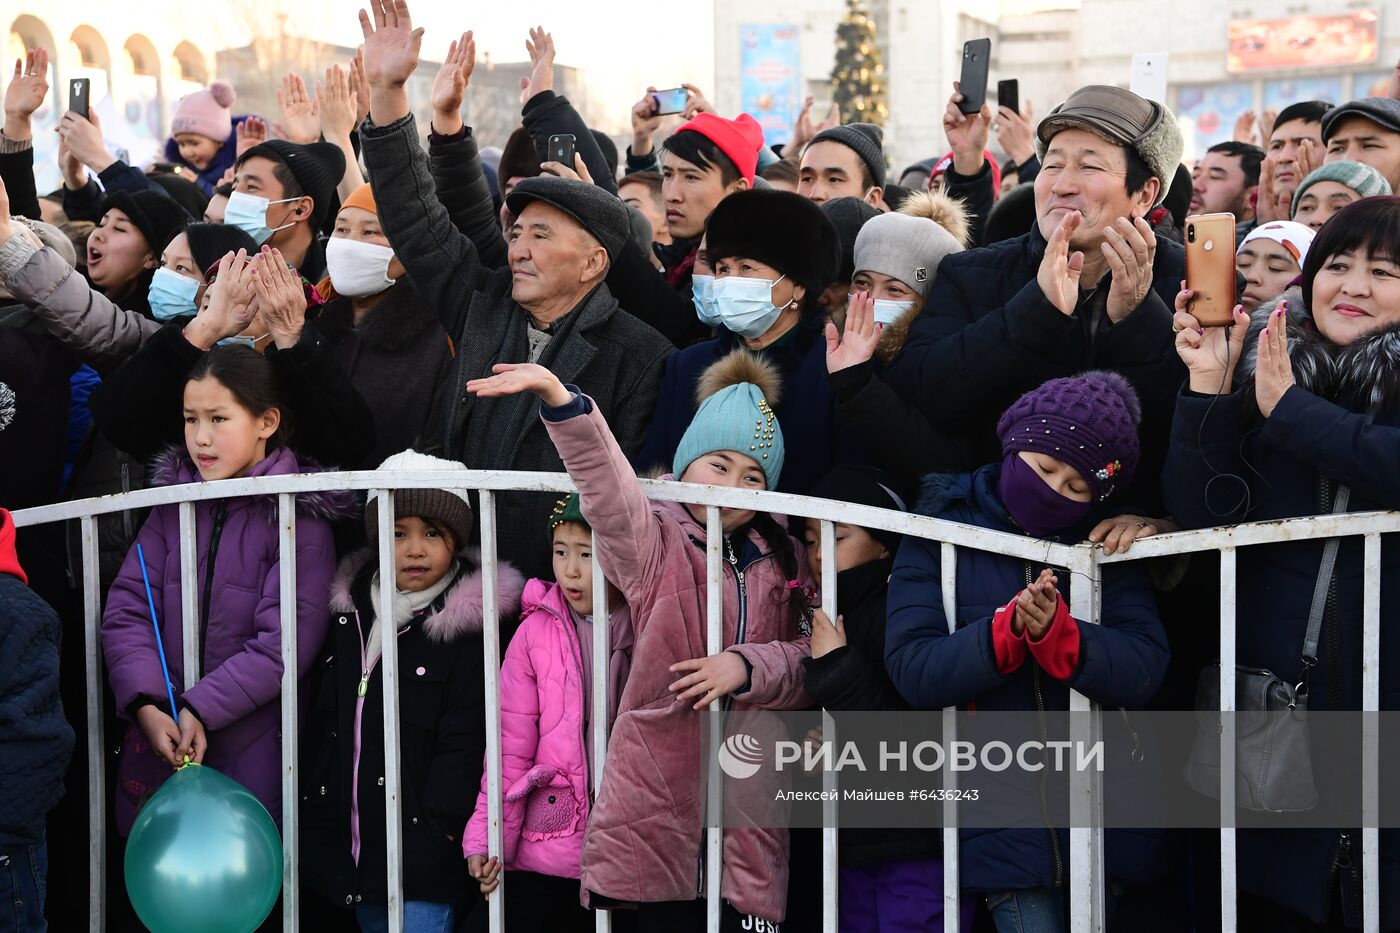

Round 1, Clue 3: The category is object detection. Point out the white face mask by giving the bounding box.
[711,274,791,339]
[325,236,398,298]
[224,191,299,244]
[871,297,916,325]
[691,274,721,327]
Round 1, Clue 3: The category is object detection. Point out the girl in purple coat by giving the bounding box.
[101,346,343,836]
[463,494,633,933]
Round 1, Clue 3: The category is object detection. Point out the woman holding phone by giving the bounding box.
[1164,195,1400,930]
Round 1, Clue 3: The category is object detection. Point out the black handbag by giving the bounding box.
[1184,481,1351,812]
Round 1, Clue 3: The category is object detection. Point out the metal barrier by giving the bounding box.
[10,470,1396,933]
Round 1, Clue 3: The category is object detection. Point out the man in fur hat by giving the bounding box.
[885,84,1187,515]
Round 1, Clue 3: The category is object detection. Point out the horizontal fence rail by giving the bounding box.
[12,470,1397,933]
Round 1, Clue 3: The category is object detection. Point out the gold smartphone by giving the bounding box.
[1184,212,1237,327]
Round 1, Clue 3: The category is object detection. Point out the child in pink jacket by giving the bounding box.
[462,495,633,933]
[468,350,813,932]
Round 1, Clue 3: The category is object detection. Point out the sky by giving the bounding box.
[278,0,717,127]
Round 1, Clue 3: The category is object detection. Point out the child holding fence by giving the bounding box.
[468,350,812,932]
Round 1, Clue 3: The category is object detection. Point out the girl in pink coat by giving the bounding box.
[462,495,633,933]
[468,350,813,932]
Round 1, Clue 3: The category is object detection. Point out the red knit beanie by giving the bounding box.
[674,112,765,183]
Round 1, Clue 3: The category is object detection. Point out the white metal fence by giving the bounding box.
[10,469,1396,933]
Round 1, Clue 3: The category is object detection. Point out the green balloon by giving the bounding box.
[124,763,282,933]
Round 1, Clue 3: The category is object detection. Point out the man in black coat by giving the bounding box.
[886,85,1187,515]
[359,5,671,579]
[0,505,76,931]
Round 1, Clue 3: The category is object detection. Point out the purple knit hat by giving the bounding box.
[996,371,1142,501]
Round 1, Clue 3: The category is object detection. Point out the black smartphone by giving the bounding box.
[650,87,689,116]
[547,133,577,168]
[958,39,992,115]
[997,79,1019,117]
[69,77,91,119]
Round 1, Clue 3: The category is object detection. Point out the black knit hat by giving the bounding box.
[498,127,541,188]
[185,223,258,274]
[819,197,881,282]
[147,172,210,221]
[705,189,842,295]
[809,123,887,189]
[237,139,346,232]
[507,175,632,262]
[100,190,191,253]
[590,129,619,179]
[807,465,909,551]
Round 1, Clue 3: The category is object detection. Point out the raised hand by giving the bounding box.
[1254,304,1295,418]
[790,96,839,154]
[944,81,992,175]
[1036,210,1084,316]
[824,289,883,373]
[251,247,308,349]
[521,27,555,106]
[56,136,85,190]
[682,83,714,120]
[359,0,425,126]
[236,115,269,157]
[317,65,358,141]
[4,48,49,139]
[430,31,475,136]
[1255,155,1286,223]
[1233,110,1258,145]
[186,250,258,349]
[1173,283,1250,394]
[57,109,114,173]
[1102,216,1158,323]
[541,152,594,186]
[631,86,664,156]
[274,72,320,144]
[465,362,571,407]
[994,98,1035,165]
[349,47,371,126]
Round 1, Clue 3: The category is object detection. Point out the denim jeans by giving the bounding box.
[0,837,48,933]
[354,900,455,933]
[986,885,1121,933]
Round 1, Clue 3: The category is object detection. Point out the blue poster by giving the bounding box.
[1264,77,1344,111]
[740,24,801,148]
[1177,82,1255,154]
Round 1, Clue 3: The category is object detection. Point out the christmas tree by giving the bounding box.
[830,0,889,126]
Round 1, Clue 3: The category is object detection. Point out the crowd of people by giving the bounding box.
[1,1,1398,930]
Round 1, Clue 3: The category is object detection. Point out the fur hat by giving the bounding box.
[171,81,236,142]
[997,371,1143,501]
[673,351,785,487]
[497,127,541,187]
[705,189,842,296]
[365,450,474,554]
[983,183,1037,244]
[1035,85,1183,207]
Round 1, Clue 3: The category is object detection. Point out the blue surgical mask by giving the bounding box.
[224,191,299,244]
[217,332,273,350]
[691,274,722,327]
[148,267,201,321]
[711,274,790,339]
[871,298,916,325]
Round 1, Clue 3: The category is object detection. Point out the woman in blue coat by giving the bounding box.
[1165,195,1400,930]
[886,371,1169,933]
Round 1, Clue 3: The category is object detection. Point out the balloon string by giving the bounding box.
[136,543,181,723]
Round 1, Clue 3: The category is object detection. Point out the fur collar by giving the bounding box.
[1237,286,1400,412]
[314,281,443,354]
[329,548,525,644]
[149,446,359,521]
[874,304,917,364]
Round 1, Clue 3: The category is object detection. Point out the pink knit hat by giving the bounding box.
[171,81,236,142]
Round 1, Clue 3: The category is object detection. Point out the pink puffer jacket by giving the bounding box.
[463,579,596,878]
[543,399,812,922]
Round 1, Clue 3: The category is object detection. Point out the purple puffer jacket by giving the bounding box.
[543,400,813,923]
[464,578,632,879]
[101,446,348,834]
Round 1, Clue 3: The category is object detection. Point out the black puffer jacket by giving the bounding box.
[0,509,75,850]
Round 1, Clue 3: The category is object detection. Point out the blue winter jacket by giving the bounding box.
[885,464,1170,892]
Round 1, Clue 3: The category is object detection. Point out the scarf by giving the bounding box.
[363,561,458,671]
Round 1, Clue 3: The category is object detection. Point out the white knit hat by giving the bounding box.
[364,450,473,552]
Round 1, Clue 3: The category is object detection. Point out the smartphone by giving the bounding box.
[997,79,1019,116]
[68,77,91,119]
[958,39,992,114]
[650,87,689,116]
[547,133,577,168]
[1185,213,1237,327]
[1130,52,1168,103]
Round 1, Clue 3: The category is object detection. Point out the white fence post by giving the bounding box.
[1362,534,1381,933]
[178,501,199,689]
[591,528,612,933]
[479,491,506,933]
[939,541,960,933]
[705,506,724,933]
[1068,546,1105,933]
[819,520,839,933]
[81,517,106,933]
[277,494,299,931]
[1219,547,1237,931]
[375,491,405,933]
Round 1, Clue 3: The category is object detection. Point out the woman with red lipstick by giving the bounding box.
[299,449,525,932]
[462,494,632,932]
[1166,195,1400,930]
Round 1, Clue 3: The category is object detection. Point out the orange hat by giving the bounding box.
[338,183,377,217]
